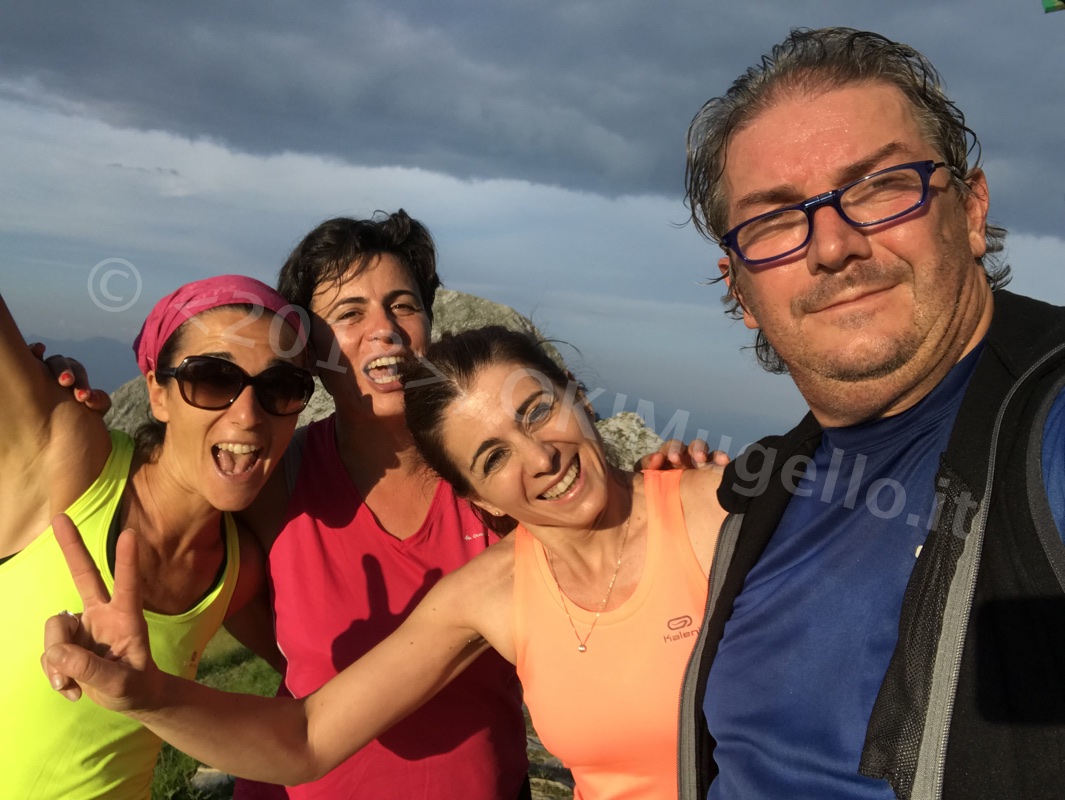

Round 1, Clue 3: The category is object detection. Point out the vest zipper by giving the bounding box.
[926,344,1065,798]
[677,511,743,800]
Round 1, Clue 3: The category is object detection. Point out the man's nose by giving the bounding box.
[804,202,873,273]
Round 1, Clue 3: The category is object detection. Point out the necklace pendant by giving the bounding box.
[577,644,587,653]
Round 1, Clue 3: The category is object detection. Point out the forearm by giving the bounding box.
[130,673,328,784]
[45,519,496,785]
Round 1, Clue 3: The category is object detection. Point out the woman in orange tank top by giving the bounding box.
[44,326,728,800]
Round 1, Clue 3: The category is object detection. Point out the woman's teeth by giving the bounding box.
[366,356,404,384]
[216,443,257,455]
[540,460,580,500]
[213,442,262,475]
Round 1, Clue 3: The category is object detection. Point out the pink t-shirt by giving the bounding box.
[235,416,528,800]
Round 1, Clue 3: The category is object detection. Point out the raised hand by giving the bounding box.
[41,513,161,713]
[29,342,112,414]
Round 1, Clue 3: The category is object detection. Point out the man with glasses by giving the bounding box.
[678,27,1065,800]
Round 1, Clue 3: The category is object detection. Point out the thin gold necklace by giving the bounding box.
[546,513,632,653]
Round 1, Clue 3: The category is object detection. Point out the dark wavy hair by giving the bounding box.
[403,326,585,535]
[685,27,1010,373]
[277,209,441,321]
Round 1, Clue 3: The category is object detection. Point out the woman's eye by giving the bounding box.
[483,449,505,474]
[391,301,422,315]
[527,400,553,425]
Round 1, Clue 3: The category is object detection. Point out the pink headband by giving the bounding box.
[133,275,308,375]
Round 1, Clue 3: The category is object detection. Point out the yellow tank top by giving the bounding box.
[0,430,241,799]
[513,469,708,800]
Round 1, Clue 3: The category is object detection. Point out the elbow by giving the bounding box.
[305,764,332,784]
[296,732,348,784]
[297,732,369,784]
[297,753,341,785]
[267,752,329,786]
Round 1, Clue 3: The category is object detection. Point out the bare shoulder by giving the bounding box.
[679,463,725,502]
[679,466,727,575]
[422,536,516,662]
[443,536,515,604]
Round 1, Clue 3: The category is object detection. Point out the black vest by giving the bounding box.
[679,291,1065,800]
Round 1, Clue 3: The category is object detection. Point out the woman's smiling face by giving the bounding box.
[308,253,430,423]
[148,306,305,512]
[440,361,608,531]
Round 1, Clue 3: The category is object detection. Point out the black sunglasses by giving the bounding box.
[156,355,314,417]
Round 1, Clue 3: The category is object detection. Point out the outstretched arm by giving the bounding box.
[42,513,494,785]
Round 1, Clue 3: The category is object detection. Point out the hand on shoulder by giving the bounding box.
[638,438,730,472]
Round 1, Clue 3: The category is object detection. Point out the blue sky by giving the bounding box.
[2,2,1063,451]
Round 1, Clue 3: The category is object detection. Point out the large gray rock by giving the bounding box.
[105,289,660,468]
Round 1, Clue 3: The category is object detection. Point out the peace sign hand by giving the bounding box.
[40,513,163,713]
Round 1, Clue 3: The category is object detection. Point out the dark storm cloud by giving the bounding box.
[1,1,1061,234]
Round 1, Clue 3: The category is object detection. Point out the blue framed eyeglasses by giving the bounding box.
[721,160,953,266]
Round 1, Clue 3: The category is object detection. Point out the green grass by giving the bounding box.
[193,630,282,695]
[150,630,281,800]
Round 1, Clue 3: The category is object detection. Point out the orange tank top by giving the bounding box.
[513,469,709,800]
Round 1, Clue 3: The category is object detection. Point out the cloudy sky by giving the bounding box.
[2,1,1062,450]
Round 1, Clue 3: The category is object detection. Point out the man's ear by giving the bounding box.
[720,255,759,330]
[146,371,172,423]
[963,168,990,260]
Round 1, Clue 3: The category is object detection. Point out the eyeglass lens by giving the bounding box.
[733,163,934,264]
[177,357,311,416]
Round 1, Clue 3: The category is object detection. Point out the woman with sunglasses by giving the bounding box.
[43,326,726,800]
[2,275,313,799]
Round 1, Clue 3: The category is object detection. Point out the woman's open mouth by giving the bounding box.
[539,458,581,500]
[212,442,263,476]
[364,355,405,385]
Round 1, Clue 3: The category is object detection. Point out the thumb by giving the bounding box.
[42,642,92,700]
[41,643,82,702]
[43,642,136,712]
